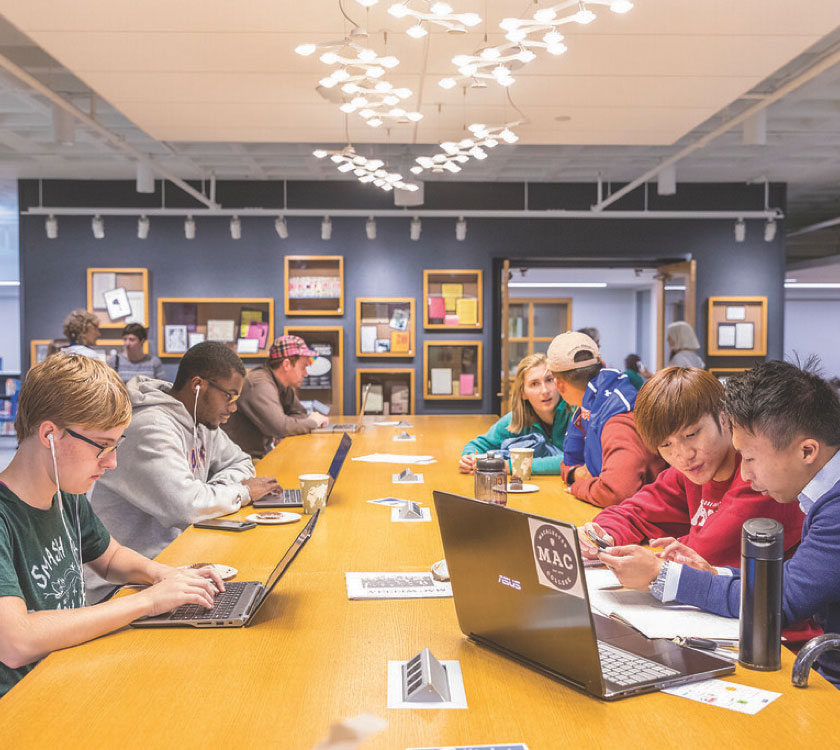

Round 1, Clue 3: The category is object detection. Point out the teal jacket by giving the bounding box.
[460,402,572,475]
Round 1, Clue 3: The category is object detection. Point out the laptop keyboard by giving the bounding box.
[597,641,679,686]
[168,581,249,621]
[283,488,301,503]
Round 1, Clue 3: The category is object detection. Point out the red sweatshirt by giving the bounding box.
[593,453,805,567]
[561,413,667,508]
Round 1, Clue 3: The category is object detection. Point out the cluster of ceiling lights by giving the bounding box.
[411,121,521,174]
[734,217,777,243]
[313,145,419,191]
[297,1,634,189]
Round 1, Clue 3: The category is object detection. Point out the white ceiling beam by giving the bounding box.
[0,52,219,209]
[591,44,840,212]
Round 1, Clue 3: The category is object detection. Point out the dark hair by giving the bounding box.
[625,353,642,372]
[172,341,246,390]
[121,323,148,341]
[723,359,840,451]
[577,327,600,346]
[555,350,602,389]
[635,367,723,451]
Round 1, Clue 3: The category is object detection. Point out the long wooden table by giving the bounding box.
[0,415,836,748]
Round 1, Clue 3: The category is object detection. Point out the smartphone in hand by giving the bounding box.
[585,528,611,550]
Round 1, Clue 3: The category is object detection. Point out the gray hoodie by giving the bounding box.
[86,377,254,600]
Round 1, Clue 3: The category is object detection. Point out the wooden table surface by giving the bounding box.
[0,415,836,749]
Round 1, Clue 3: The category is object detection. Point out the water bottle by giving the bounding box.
[739,518,784,671]
[474,452,507,506]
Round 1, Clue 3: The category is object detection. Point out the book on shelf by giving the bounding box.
[440,283,463,297]
[430,367,452,395]
[455,297,478,326]
[428,297,446,319]
[459,373,475,396]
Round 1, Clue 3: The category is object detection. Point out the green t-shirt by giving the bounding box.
[0,484,111,698]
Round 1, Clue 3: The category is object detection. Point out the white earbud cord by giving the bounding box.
[49,436,86,607]
[192,385,200,474]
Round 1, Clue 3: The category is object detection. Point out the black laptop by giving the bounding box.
[132,511,319,628]
[432,491,734,700]
[253,433,352,508]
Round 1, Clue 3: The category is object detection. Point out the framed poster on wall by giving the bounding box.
[87,268,149,329]
[707,296,767,357]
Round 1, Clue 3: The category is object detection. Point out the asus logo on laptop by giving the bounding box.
[498,575,521,590]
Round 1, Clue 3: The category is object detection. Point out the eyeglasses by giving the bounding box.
[65,428,125,458]
[206,380,240,403]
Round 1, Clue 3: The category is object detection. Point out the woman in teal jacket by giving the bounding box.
[458,352,572,475]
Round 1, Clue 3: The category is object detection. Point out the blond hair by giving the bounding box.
[16,354,132,441]
[667,321,700,352]
[63,309,99,343]
[509,352,553,433]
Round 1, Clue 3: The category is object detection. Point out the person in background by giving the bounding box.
[599,360,840,686]
[223,335,329,459]
[579,367,803,568]
[61,309,102,360]
[577,327,600,347]
[0,354,223,698]
[87,342,279,602]
[623,353,653,390]
[459,353,571,475]
[667,320,705,368]
[548,331,666,507]
[107,323,165,383]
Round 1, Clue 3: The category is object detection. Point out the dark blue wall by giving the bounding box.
[19,179,786,414]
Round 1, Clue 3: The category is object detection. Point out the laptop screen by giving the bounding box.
[251,510,320,614]
[328,432,352,482]
[433,490,603,693]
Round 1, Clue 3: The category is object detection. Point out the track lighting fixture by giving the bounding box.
[321,216,332,241]
[275,216,289,239]
[455,216,467,241]
[136,163,155,194]
[45,215,58,239]
[137,215,150,239]
[410,216,421,241]
[365,216,377,240]
[764,218,777,242]
[230,215,241,240]
[734,218,746,243]
[184,216,196,240]
[92,215,104,240]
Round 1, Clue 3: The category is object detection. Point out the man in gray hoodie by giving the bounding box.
[86,342,279,601]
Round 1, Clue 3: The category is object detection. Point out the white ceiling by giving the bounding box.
[0,1,840,260]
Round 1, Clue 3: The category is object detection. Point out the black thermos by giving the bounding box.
[739,518,784,671]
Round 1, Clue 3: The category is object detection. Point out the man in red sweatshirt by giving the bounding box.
[578,366,804,567]
[547,331,666,507]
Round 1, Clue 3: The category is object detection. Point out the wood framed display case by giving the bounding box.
[506,297,572,377]
[355,297,415,357]
[707,296,767,357]
[423,340,482,400]
[86,268,149,330]
[157,298,274,358]
[423,269,482,329]
[284,325,344,417]
[356,368,415,416]
[30,338,146,367]
[284,255,344,316]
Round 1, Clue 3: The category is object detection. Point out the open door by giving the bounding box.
[499,259,511,414]
[656,260,696,369]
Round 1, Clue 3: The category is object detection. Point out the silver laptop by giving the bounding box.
[132,511,319,628]
[312,384,371,433]
[432,491,734,700]
[253,433,352,508]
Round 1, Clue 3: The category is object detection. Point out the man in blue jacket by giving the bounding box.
[547,331,666,507]
[600,360,840,686]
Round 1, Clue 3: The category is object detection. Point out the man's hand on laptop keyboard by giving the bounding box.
[141,567,226,617]
[242,476,282,503]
